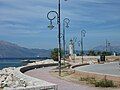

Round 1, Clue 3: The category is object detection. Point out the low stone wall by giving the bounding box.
[71,63,89,68]
[71,64,120,87]
[75,56,120,62]
[4,61,58,90]
[20,63,58,73]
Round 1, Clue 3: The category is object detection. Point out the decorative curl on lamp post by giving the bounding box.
[47,11,59,30]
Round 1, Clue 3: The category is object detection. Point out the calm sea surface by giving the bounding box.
[0,58,48,70]
[0,59,23,70]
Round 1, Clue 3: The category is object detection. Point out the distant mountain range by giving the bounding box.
[93,45,120,53]
[0,40,119,58]
[0,41,51,58]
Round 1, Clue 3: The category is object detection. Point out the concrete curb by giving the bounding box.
[71,63,120,86]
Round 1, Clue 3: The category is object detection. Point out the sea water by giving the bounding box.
[0,59,22,70]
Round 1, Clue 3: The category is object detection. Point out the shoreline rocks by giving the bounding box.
[0,67,27,89]
[0,59,57,90]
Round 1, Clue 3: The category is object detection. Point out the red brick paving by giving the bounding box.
[24,67,119,90]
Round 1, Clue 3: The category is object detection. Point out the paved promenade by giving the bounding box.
[24,66,119,90]
[75,62,120,76]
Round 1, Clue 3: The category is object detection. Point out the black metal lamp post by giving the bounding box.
[63,18,70,63]
[78,40,81,55]
[108,42,111,53]
[81,30,86,64]
[47,0,68,76]
[73,37,77,53]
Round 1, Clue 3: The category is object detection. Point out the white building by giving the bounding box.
[69,39,74,55]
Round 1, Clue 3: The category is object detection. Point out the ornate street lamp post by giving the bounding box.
[47,0,68,76]
[78,40,81,54]
[81,30,86,64]
[63,18,70,63]
[72,37,77,54]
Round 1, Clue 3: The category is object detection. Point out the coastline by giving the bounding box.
[0,56,120,90]
[0,59,58,90]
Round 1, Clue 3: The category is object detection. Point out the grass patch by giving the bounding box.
[50,66,118,88]
[79,77,116,87]
[50,67,74,77]
[79,77,96,84]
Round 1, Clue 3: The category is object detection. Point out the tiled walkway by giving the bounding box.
[24,66,119,90]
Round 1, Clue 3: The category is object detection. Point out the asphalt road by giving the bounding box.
[75,62,120,76]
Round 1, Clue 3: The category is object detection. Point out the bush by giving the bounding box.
[95,79,115,87]
[79,77,96,84]
[79,77,115,87]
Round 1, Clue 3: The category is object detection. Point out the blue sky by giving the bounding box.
[0,0,120,50]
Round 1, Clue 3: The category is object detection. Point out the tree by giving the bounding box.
[51,48,58,61]
[51,48,64,61]
[88,50,96,56]
[96,51,102,55]
[101,51,112,56]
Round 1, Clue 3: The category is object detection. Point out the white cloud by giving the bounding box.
[0,0,120,49]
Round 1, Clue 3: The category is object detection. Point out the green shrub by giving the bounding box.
[95,79,115,87]
[79,77,115,87]
[79,77,96,84]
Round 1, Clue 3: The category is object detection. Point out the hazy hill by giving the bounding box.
[0,41,51,58]
[93,45,120,53]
